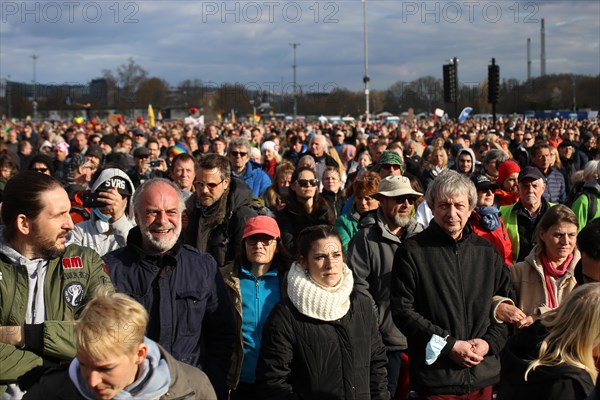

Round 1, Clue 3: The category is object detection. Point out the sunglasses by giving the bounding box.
[523,137,533,142]
[194,178,225,190]
[229,151,248,157]
[31,167,49,173]
[296,178,319,187]
[381,164,400,170]
[246,236,276,246]
[393,195,417,204]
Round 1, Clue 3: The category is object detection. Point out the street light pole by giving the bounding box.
[290,42,300,119]
[7,75,12,119]
[362,0,370,121]
[31,54,38,119]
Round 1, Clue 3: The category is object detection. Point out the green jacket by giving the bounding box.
[335,209,360,252]
[571,183,600,232]
[0,244,112,395]
[500,201,555,262]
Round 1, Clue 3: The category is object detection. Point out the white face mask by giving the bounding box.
[425,334,448,365]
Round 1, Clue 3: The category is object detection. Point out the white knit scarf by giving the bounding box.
[287,261,354,321]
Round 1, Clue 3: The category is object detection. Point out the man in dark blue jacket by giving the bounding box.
[104,178,235,400]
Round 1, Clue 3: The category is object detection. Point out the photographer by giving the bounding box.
[67,167,136,256]
[127,146,165,188]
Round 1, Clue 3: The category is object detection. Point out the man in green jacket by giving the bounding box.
[500,166,553,263]
[0,172,112,398]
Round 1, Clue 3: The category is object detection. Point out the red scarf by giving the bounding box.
[263,159,277,179]
[540,252,574,309]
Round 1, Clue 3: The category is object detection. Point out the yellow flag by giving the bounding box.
[148,104,155,128]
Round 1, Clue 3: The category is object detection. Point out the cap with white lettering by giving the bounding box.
[95,176,132,196]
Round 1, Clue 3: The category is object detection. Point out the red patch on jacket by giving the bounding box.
[62,257,83,269]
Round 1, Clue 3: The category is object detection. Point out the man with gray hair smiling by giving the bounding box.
[391,170,512,399]
[103,178,235,399]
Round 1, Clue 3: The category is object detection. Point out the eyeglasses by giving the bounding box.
[392,195,417,204]
[229,151,248,158]
[194,178,225,190]
[381,164,400,170]
[296,178,319,187]
[31,167,49,173]
[246,236,276,246]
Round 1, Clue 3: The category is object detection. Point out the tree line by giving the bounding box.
[2,57,599,119]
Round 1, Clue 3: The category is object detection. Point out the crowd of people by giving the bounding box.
[0,112,599,400]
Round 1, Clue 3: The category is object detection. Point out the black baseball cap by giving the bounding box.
[518,166,545,183]
[470,174,498,192]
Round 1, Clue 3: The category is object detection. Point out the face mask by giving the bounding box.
[425,334,448,365]
[93,207,110,222]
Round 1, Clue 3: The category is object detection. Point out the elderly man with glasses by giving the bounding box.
[228,137,271,197]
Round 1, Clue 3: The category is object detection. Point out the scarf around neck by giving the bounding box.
[540,252,574,309]
[475,206,501,231]
[287,261,354,321]
[69,338,171,400]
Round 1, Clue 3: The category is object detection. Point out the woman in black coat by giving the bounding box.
[256,225,389,400]
[276,166,335,255]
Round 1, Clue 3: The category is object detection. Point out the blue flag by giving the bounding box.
[458,107,473,123]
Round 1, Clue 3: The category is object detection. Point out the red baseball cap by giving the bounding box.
[242,216,281,240]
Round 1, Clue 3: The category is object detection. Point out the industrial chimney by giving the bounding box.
[541,19,546,76]
[527,38,531,81]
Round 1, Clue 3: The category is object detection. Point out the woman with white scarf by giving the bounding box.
[256,225,389,400]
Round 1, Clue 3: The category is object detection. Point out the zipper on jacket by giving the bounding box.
[454,243,473,393]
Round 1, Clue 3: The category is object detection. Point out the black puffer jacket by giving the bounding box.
[497,321,595,400]
[390,221,512,395]
[276,199,334,255]
[185,177,257,267]
[256,291,389,400]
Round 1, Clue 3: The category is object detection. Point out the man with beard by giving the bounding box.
[500,166,554,263]
[0,172,111,398]
[347,175,424,398]
[103,178,235,400]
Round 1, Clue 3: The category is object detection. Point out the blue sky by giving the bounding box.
[1,0,598,92]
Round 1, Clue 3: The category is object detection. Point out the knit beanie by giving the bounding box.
[497,160,521,186]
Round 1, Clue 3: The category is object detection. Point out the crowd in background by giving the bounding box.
[0,111,599,400]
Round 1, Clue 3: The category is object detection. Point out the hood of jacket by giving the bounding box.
[90,168,136,219]
[457,147,477,173]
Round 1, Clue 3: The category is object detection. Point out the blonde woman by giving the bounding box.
[498,283,599,399]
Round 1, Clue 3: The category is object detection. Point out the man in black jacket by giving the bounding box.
[185,154,257,267]
[391,170,512,398]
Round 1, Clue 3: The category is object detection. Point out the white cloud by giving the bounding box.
[0,0,597,91]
